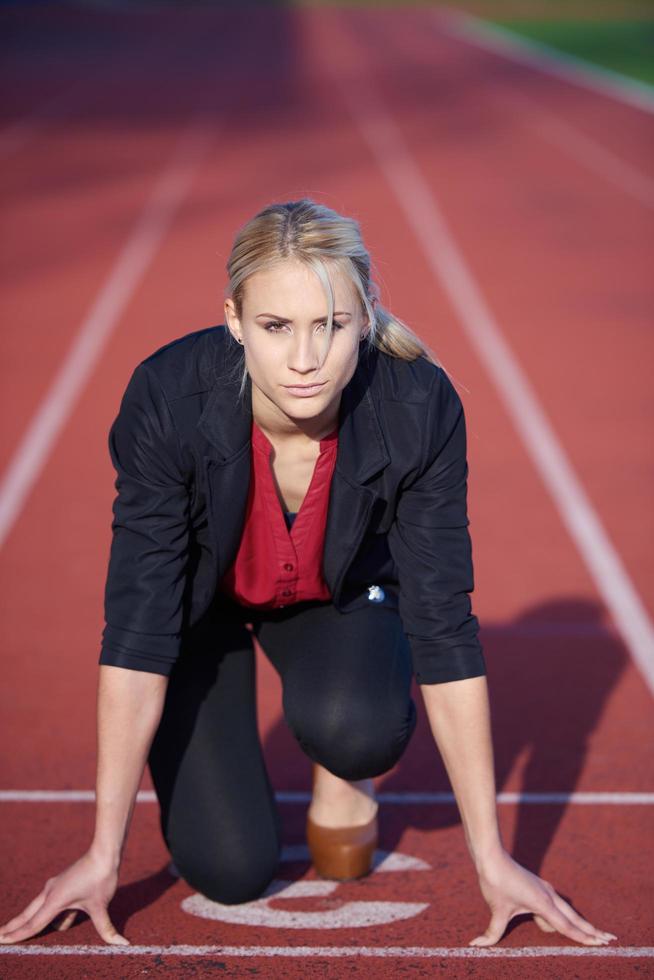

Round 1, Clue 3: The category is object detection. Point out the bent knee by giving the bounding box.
[290,696,417,780]
[172,845,280,905]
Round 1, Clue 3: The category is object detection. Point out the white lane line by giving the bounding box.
[302,792,654,806]
[1,791,652,804]
[0,117,214,551]
[0,944,651,957]
[532,115,654,210]
[333,43,654,700]
[494,88,654,210]
[435,8,654,116]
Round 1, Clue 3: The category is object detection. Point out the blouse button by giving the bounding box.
[282,589,292,597]
[283,563,294,572]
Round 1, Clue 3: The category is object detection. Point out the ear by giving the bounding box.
[360,297,375,338]
[224,298,243,344]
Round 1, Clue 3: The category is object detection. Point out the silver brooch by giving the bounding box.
[367,584,385,603]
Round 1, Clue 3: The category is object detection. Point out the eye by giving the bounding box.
[263,321,345,333]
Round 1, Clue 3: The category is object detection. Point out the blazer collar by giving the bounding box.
[197,336,390,486]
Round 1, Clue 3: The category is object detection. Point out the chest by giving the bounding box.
[268,442,321,513]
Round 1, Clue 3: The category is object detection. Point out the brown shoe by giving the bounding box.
[306,810,378,881]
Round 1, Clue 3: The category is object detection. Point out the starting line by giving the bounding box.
[0,944,651,958]
[1,790,652,804]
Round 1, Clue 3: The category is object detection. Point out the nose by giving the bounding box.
[287,331,322,375]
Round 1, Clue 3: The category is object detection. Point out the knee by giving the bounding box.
[171,838,280,905]
[288,692,417,781]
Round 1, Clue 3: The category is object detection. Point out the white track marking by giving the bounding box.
[333,52,654,699]
[379,792,654,805]
[436,8,654,116]
[0,118,214,551]
[0,944,651,957]
[493,88,654,209]
[0,790,652,804]
[182,878,428,929]
[533,115,654,209]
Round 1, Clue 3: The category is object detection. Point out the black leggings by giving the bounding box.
[147,593,417,904]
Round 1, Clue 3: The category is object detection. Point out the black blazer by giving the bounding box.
[99,325,486,685]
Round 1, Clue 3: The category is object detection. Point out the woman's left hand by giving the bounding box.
[470,849,617,947]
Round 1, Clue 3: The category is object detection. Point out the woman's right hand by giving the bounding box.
[0,850,129,946]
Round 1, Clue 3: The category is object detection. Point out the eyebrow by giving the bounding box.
[255,312,352,323]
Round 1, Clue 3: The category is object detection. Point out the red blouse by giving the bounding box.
[218,418,339,609]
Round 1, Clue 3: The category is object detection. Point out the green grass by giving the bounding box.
[286,1,654,87]
[284,0,654,87]
[490,18,654,85]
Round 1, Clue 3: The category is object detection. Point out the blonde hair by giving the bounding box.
[224,198,442,398]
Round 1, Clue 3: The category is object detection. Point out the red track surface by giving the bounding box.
[1,4,652,977]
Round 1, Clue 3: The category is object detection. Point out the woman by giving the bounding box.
[0,199,615,948]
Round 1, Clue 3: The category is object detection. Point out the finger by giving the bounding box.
[540,904,610,946]
[469,908,509,947]
[0,892,48,938]
[55,910,79,932]
[550,892,617,941]
[87,906,129,946]
[0,899,62,945]
[534,913,556,933]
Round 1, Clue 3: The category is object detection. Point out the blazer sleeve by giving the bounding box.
[98,361,191,676]
[387,367,486,685]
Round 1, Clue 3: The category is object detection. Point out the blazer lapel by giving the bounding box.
[196,338,391,599]
[322,345,391,600]
[197,347,253,580]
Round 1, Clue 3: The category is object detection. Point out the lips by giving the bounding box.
[283,381,327,397]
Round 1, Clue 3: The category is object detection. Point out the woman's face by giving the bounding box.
[224,258,371,428]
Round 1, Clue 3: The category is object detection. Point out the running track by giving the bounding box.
[0,4,652,977]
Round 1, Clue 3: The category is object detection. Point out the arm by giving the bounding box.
[389,367,615,946]
[0,360,190,947]
[421,665,615,946]
[91,665,168,870]
[387,368,486,686]
[421,676,501,869]
[91,357,191,856]
[92,358,189,860]
[99,360,192,675]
